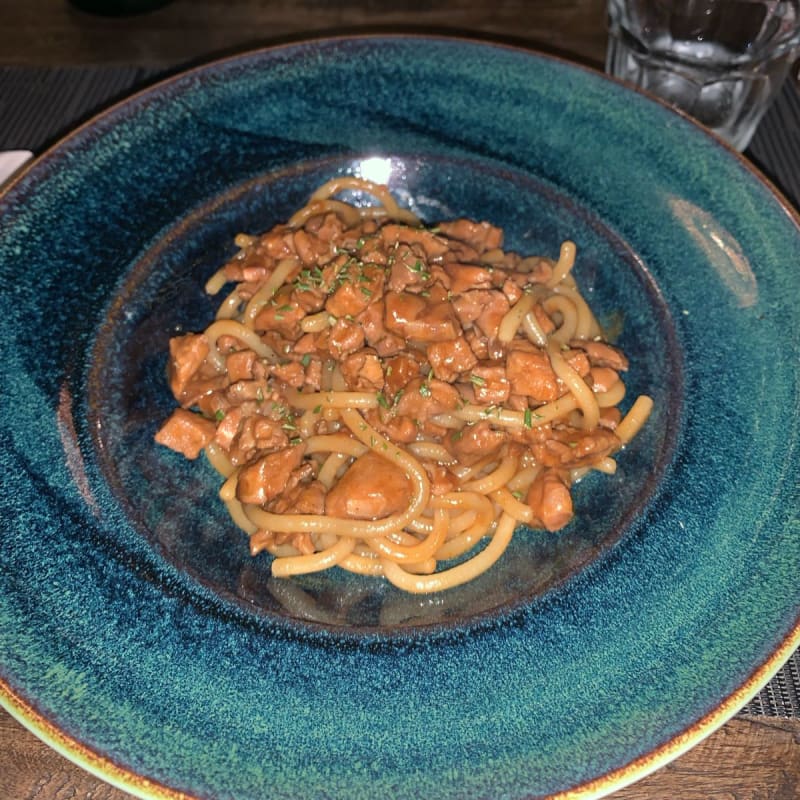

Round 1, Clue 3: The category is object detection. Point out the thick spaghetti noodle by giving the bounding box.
[156,178,652,593]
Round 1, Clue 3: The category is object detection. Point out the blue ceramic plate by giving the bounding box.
[1,35,798,800]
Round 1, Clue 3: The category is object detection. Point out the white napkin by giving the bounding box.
[0,150,33,187]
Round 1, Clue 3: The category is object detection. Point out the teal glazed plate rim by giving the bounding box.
[1,34,799,800]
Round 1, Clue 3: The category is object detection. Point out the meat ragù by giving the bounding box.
[155,177,653,593]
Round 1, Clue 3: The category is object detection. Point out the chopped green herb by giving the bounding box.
[300,353,311,367]
[290,436,303,446]
[214,409,225,422]
[470,374,486,387]
[256,387,265,404]
[512,490,524,501]
[419,382,432,398]
[313,404,323,414]
[376,391,390,409]
[524,408,532,428]
[360,286,373,298]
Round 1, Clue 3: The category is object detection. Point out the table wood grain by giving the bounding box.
[2,1,799,798]
[2,707,799,799]
[3,0,608,68]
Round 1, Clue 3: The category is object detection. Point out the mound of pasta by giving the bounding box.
[156,177,652,593]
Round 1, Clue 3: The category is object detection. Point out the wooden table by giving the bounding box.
[2,1,799,798]
[2,710,799,799]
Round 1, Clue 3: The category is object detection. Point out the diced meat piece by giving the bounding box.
[380,223,450,259]
[327,318,365,359]
[180,375,230,409]
[426,335,478,382]
[563,349,591,377]
[384,353,422,398]
[364,408,419,443]
[236,445,306,506]
[527,469,573,532]
[340,349,385,392]
[291,228,324,266]
[252,418,290,451]
[531,303,557,335]
[357,299,405,355]
[506,343,559,402]
[155,408,216,459]
[451,290,486,326]
[305,211,345,244]
[443,264,495,294]
[451,290,509,340]
[444,420,507,466]
[270,361,306,388]
[226,349,256,383]
[426,463,458,496]
[464,328,490,360]
[384,291,459,343]
[304,358,322,390]
[293,286,326,314]
[387,245,432,293]
[293,333,319,354]
[214,406,243,450]
[570,339,630,371]
[502,279,523,305]
[437,219,503,253]
[589,366,621,393]
[325,451,411,519]
[394,378,460,424]
[531,426,621,469]
[516,255,554,284]
[253,290,306,338]
[470,364,511,405]
[261,228,296,259]
[227,379,269,404]
[474,291,511,340]
[598,407,622,430]
[268,479,327,515]
[216,334,243,355]
[326,264,384,318]
[167,333,209,400]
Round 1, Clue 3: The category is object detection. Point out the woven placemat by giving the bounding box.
[1,62,798,717]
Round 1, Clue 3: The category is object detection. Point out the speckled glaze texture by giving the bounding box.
[1,35,798,800]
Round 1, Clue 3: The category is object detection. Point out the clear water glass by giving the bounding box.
[606,0,800,150]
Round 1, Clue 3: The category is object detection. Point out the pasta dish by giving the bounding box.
[156,178,652,593]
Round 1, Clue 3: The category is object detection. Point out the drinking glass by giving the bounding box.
[606,0,800,150]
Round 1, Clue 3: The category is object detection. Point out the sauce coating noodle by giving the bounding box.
[155,179,652,593]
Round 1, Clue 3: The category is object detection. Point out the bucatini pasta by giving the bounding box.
[156,178,652,593]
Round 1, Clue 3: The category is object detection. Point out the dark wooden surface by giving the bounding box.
[1,1,799,798]
[1,0,608,67]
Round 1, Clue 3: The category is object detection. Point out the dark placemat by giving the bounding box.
[0,62,798,717]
